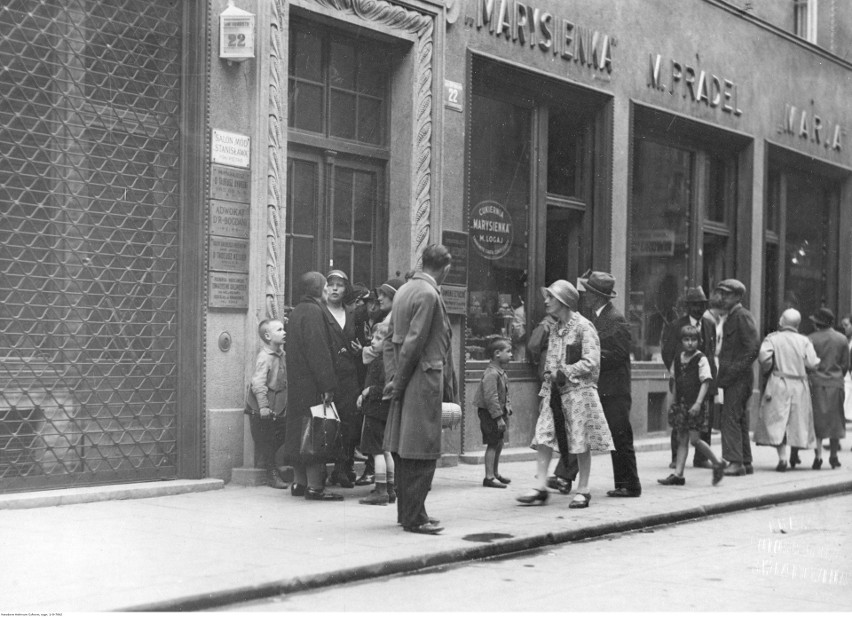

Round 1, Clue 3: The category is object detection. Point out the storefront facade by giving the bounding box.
[2,0,850,492]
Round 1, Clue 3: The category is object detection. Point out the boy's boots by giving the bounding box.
[266,465,289,489]
[359,482,389,505]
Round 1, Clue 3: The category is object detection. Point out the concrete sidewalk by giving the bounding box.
[2,443,850,612]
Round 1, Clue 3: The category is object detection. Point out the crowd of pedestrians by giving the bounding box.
[245,244,848,535]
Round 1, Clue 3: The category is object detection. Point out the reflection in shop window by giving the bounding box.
[466,94,530,362]
[630,141,692,361]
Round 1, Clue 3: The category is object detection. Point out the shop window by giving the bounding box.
[466,94,531,361]
[630,140,693,361]
[547,108,587,199]
[288,23,390,146]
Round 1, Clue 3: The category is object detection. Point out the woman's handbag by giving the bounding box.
[299,402,342,457]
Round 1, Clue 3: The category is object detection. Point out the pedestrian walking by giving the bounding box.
[841,314,852,430]
[528,313,578,494]
[714,279,760,476]
[580,271,642,498]
[517,280,613,509]
[383,244,457,535]
[661,286,717,469]
[658,324,726,486]
[245,318,289,489]
[753,309,819,471]
[356,322,396,505]
[807,308,848,469]
[474,337,513,489]
[282,272,344,501]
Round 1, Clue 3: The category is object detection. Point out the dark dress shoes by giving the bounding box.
[546,475,573,495]
[606,487,642,497]
[305,488,344,501]
[403,522,444,535]
[290,483,306,497]
[516,489,549,505]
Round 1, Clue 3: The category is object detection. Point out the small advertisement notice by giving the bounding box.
[470,200,513,261]
[441,285,467,315]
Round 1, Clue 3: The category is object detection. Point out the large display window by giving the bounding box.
[629,108,745,362]
[465,59,606,365]
[764,152,843,335]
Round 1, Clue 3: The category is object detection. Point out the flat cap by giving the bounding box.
[715,278,746,296]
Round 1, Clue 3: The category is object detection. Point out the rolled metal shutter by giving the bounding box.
[0,0,183,492]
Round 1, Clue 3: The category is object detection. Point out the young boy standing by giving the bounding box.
[474,337,513,488]
[246,318,289,489]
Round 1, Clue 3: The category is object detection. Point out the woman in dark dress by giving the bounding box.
[282,272,344,501]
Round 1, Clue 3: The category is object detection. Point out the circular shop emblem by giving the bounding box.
[470,200,513,260]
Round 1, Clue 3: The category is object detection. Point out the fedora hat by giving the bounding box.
[684,286,708,304]
[809,307,835,328]
[541,280,579,310]
[579,271,617,299]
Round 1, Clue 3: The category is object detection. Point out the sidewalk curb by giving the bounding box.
[124,479,852,612]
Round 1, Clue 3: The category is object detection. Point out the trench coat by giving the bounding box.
[281,295,338,465]
[382,272,457,460]
[753,327,819,449]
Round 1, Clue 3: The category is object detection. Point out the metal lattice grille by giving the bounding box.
[0,0,183,492]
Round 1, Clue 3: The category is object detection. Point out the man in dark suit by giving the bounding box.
[714,279,760,476]
[661,286,717,468]
[383,244,457,535]
[580,271,642,497]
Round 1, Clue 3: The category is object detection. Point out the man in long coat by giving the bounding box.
[754,309,819,470]
[383,244,457,535]
[715,279,760,476]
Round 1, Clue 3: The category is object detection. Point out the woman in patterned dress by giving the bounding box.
[517,280,614,508]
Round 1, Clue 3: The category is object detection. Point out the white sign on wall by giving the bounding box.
[211,129,250,168]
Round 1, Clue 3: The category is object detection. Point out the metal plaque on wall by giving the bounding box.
[210,200,250,238]
[209,271,249,309]
[210,164,251,203]
[209,236,249,272]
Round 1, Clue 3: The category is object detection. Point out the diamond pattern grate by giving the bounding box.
[0,0,183,491]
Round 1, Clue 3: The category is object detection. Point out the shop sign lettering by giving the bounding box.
[648,54,742,116]
[211,165,251,203]
[470,200,513,260]
[473,0,614,74]
[631,229,675,257]
[209,236,249,272]
[210,200,250,238]
[209,272,249,309]
[211,129,251,168]
[778,104,843,152]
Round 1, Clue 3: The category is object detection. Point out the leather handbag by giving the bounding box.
[299,402,342,458]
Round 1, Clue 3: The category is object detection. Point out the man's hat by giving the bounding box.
[541,280,579,310]
[715,278,746,296]
[579,271,617,299]
[326,269,349,283]
[684,286,708,304]
[810,307,835,328]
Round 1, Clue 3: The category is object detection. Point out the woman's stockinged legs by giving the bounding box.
[776,443,788,464]
[534,446,553,491]
[575,450,591,493]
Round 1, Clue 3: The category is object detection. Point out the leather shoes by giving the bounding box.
[546,475,573,495]
[724,464,746,476]
[482,477,507,489]
[657,474,686,486]
[290,483,306,497]
[775,460,788,472]
[606,488,641,498]
[516,489,549,505]
[745,463,754,475]
[304,488,344,501]
[495,474,511,484]
[354,473,375,486]
[403,522,444,535]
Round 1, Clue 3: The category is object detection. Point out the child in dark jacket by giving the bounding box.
[474,337,513,488]
[356,322,395,505]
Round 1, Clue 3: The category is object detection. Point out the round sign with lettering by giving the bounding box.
[470,200,513,260]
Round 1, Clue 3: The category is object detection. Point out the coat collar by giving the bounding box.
[411,271,438,291]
